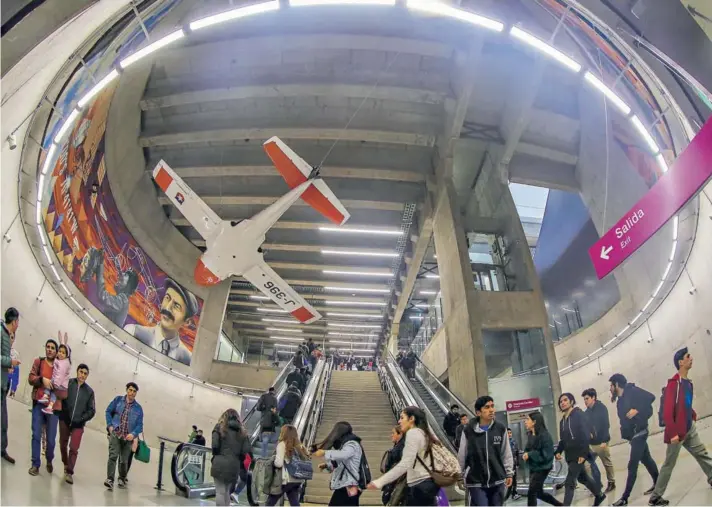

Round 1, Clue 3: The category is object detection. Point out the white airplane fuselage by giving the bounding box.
[201,218,264,279]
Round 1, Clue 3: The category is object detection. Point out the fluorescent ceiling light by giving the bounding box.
[69,297,82,310]
[327,323,381,329]
[629,313,642,325]
[409,316,423,319]
[59,282,71,296]
[54,109,80,144]
[319,226,402,235]
[266,327,303,333]
[424,274,440,279]
[41,144,57,175]
[257,307,287,313]
[669,240,677,261]
[325,287,390,293]
[651,280,664,298]
[36,201,42,225]
[630,115,660,154]
[120,29,185,69]
[661,261,672,281]
[189,1,279,30]
[262,318,301,324]
[640,298,653,313]
[322,249,398,257]
[583,72,631,116]
[82,310,94,322]
[419,290,437,295]
[510,27,581,73]
[42,245,54,265]
[328,332,375,337]
[672,216,679,241]
[250,295,271,300]
[329,340,376,346]
[323,270,392,277]
[78,69,119,108]
[38,175,45,196]
[327,312,383,319]
[50,265,60,281]
[407,0,504,32]
[269,336,304,342]
[95,322,108,334]
[655,153,669,173]
[413,304,429,308]
[324,300,386,306]
[292,0,395,5]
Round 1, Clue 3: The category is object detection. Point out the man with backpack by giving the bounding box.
[648,348,712,506]
[256,387,279,458]
[609,374,658,506]
[458,396,514,506]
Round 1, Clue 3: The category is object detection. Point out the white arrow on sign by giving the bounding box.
[600,245,613,260]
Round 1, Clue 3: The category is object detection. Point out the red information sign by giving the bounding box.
[589,117,712,279]
[505,397,541,412]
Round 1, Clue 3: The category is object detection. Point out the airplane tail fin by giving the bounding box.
[263,136,351,225]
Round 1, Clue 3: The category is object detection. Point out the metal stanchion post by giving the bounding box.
[155,441,165,490]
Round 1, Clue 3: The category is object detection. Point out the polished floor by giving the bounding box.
[2,397,711,505]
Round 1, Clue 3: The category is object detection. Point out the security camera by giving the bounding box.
[689,286,697,295]
[36,295,43,303]
[2,233,10,243]
[6,134,17,150]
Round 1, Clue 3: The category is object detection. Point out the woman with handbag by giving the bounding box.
[367,406,440,506]
[211,409,252,506]
[381,425,405,505]
[311,421,364,506]
[266,425,310,506]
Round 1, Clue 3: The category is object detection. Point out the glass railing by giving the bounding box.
[171,442,217,500]
[412,354,475,419]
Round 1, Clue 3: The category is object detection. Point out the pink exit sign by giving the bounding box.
[589,117,712,279]
[506,397,541,412]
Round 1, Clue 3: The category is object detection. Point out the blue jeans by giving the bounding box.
[468,485,505,506]
[31,403,58,468]
[261,431,276,458]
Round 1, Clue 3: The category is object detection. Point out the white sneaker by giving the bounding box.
[230,492,240,505]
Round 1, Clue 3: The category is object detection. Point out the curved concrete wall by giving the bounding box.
[1,0,241,446]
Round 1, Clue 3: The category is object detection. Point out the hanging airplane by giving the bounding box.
[152,136,351,324]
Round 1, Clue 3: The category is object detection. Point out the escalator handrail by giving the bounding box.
[305,356,333,448]
[293,358,326,438]
[171,442,213,496]
[242,361,294,431]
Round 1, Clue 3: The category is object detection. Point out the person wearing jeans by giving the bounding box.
[1,308,21,465]
[104,382,144,490]
[608,374,658,506]
[58,364,95,484]
[582,388,615,492]
[256,387,279,458]
[649,348,712,506]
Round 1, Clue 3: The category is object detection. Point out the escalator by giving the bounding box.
[171,358,328,501]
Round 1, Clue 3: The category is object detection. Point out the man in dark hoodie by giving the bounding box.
[649,348,712,506]
[256,387,279,458]
[554,393,606,506]
[443,404,460,445]
[58,364,95,484]
[458,396,513,506]
[583,388,615,492]
[286,367,305,394]
[608,374,658,506]
[278,381,303,424]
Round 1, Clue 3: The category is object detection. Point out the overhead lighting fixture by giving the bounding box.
[292,0,395,5]
[325,286,390,293]
[78,69,119,108]
[323,270,392,277]
[409,315,423,320]
[510,27,582,72]
[35,201,43,225]
[327,312,383,319]
[119,29,185,69]
[583,72,631,116]
[257,307,287,313]
[95,322,108,334]
[42,245,54,266]
[250,295,271,300]
[266,327,303,333]
[269,336,305,342]
[327,323,381,329]
[413,304,429,308]
[50,265,61,281]
[407,0,504,32]
[672,216,679,241]
[328,340,376,346]
[59,282,71,296]
[40,144,57,175]
[322,249,398,258]
[318,226,402,235]
[324,301,386,306]
[38,174,45,196]
[630,115,660,154]
[424,274,440,279]
[328,332,375,337]
[54,109,80,144]
[655,153,669,173]
[419,290,437,295]
[262,318,302,324]
[661,261,672,281]
[189,1,279,30]
[69,297,82,310]
[669,240,677,261]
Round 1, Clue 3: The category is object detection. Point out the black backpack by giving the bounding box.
[658,387,666,427]
[339,443,372,489]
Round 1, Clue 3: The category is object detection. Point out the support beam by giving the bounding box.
[190,241,397,256]
[231,290,387,303]
[392,217,434,323]
[228,300,383,314]
[158,196,405,212]
[140,128,436,148]
[236,278,389,290]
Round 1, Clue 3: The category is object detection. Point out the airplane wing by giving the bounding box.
[263,136,351,226]
[152,160,221,240]
[243,261,321,324]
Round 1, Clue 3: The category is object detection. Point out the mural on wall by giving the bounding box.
[40,83,203,366]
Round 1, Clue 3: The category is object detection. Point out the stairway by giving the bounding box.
[305,371,396,505]
[410,376,446,430]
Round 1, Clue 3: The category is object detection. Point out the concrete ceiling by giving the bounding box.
[128,0,584,356]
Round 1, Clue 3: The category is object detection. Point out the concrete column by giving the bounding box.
[190,279,231,378]
[432,178,489,404]
[388,323,399,356]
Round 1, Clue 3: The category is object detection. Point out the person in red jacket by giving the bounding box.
[648,347,712,506]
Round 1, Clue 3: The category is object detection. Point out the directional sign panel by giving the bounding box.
[589,117,712,279]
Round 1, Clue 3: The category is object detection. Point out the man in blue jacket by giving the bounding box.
[104,382,144,491]
[583,388,615,492]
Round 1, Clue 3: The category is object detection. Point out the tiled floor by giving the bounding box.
[2,397,711,505]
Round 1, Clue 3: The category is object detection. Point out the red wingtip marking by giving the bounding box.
[194,258,221,286]
[291,307,314,323]
[154,167,174,192]
[264,142,308,189]
[301,186,346,225]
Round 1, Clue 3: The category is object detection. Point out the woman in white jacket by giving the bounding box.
[367,406,440,506]
[266,425,308,506]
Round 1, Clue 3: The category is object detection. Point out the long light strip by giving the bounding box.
[424,274,440,279]
[257,307,287,313]
[419,290,437,295]
[40,144,57,175]
[266,327,303,333]
[327,323,381,328]
[262,318,303,325]
[38,174,46,196]
[189,1,279,30]
[119,29,185,69]
[68,297,82,310]
[324,300,386,306]
[329,340,376,347]
[323,270,393,277]
[655,153,669,173]
[672,216,679,241]
[406,0,504,32]
[50,265,61,281]
[328,332,375,337]
[269,336,305,342]
[35,201,43,225]
[669,240,677,261]
[54,109,80,144]
[322,249,398,257]
[510,27,582,72]
[95,322,108,334]
[325,286,390,293]
[319,226,402,235]
[327,312,383,319]
[42,245,54,265]
[59,282,72,296]
[583,72,632,116]
[630,115,660,154]
[293,0,395,6]
[78,69,119,108]
[250,295,271,300]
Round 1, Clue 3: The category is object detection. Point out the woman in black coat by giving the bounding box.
[211,408,252,506]
[381,425,405,505]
